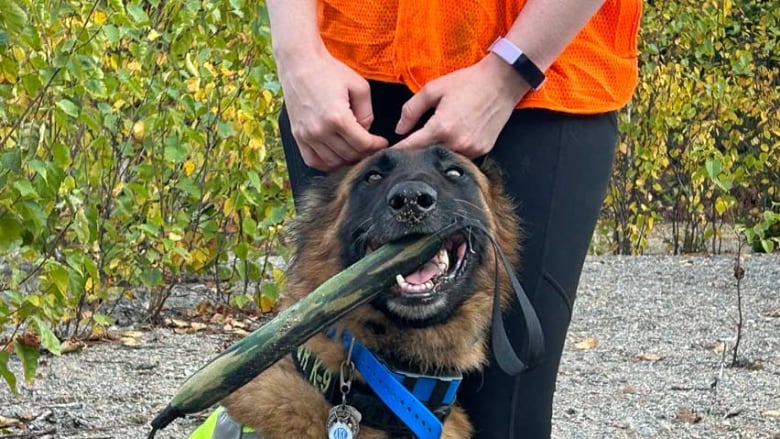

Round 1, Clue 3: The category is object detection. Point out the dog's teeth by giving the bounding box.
[438,248,449,273]
[396,274,406,288]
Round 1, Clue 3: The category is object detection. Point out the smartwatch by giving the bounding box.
[488,37,547,91]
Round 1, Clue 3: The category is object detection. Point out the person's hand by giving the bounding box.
[278,50,389,171]
[392,55,532,158]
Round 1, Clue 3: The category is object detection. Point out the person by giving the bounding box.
[266,1,642,437]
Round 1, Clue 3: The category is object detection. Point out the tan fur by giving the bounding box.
[223,151,519,439]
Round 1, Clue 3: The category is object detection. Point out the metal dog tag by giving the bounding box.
[327,403,361,439]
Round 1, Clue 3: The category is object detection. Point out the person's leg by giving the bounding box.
[459,109,618,438]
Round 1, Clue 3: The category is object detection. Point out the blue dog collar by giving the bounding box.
[328,329,461,438]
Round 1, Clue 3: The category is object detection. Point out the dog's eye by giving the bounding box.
[365,171,383,183]
[445,167,463,178]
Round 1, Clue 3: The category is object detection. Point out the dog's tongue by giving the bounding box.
[403,259,440,285]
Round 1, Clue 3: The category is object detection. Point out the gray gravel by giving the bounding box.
[1,254,778,438]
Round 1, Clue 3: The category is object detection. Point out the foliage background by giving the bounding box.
[0,0,778,391]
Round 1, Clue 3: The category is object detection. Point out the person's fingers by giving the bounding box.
[395,86,441,135]
[321,133,363,163]
[334,113,389,153]
[299,142,343,172]
[391,122,439,151]
[348,79,375,131]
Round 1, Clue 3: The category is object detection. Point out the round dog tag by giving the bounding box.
[327,404,361,439]
[328,421,353,439]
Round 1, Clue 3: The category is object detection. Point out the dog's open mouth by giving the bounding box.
[366,232,469,299]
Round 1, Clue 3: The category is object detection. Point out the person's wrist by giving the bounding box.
[481,54,532,104]
[272,33,327,67]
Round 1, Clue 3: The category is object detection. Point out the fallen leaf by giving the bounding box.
[574,337,599,350]
[17,332,40,348]
[166,318,189,328]
[121,330,144,338]
[61,339,85,354]
[764,409,780,418]
[0,415,22,428]
[623,385,637,394]
[677,407,702,424]
[120,337,142,347]
[637,352,663,362]
[711,342,727,353]
[763,308,780,318]
[190,322,207,332]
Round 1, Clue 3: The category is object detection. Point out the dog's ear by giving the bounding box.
[476,157,506,186]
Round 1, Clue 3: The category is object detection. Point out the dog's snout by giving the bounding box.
[387,181,438,218]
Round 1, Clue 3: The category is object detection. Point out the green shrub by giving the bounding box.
[601,0,779,254]
[0,0,290,393]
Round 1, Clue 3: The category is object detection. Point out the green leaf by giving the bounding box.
[0,351,17,395]
[92,313,112,327]
[761,239,775,254]
[126,4,150,24]
[32,317,61,356]
[85,79,107,98]
[103,24,120,44]
[1,149,22,173]
[52,143,70,167]
[14,340,39,383]
[0,30,8,48]
[56,99,80,118]
[12,180,37,198]
[140,268,163,287]
[46,262,71,296]
[0,0,28,37]
[0,216,23,251]
[137,223,160,236]
[164,143,188,163]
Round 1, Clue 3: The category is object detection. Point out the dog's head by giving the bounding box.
[289,146,519,326]
[336,146,511,325]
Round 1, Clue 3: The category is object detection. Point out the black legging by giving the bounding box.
[279,81,618,438]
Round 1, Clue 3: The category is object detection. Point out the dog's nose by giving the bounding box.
[387,181,438,218]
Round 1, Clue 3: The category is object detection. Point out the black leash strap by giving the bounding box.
[468,221,545,375]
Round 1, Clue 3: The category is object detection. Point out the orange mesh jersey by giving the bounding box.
[317,0,642,114]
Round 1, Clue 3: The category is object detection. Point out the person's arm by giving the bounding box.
[267,0,388,172]
[393,0,607,157]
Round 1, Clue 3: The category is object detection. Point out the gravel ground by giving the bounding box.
[1,254,778,438]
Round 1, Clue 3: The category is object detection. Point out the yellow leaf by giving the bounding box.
[223,197,235,216]
[93,10,107,25]
[259,295,276,313]
[127,60,141,73]
[574,337,599,350]
[186,77,200,94]
[132,120,145,143]
[11,47,25,62]
[147,29,161,41]
[618,143,628,154]
[262,89,274,106]
[183,159,196,176]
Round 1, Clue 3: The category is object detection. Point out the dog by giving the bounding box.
[219,145,523,438]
